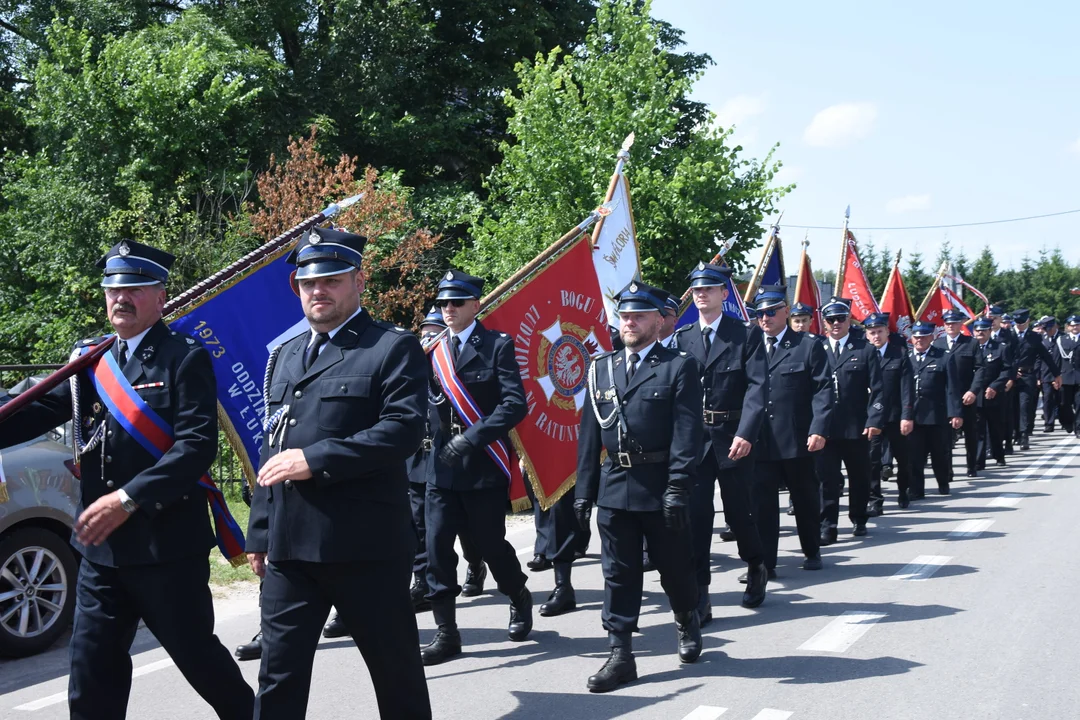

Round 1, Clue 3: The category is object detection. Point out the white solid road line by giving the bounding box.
[1036,446,1080,482]
[989,493,1026,507]
[14,659,174,712]
[798,611,887,653]
[679,706,727,720]
[948,519,995,537]
[750,710,795,720]
[891,555,952,581]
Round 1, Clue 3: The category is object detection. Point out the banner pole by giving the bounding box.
[835,206,851,294]
[914,260,950,320]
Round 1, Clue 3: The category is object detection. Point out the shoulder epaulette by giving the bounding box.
[673,324,694,335]
[75,335,108,348]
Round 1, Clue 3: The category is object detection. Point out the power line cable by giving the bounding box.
[783,208,1080,231]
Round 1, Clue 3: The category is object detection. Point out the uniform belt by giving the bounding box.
[421,437,434,453]
[614,451,669,468]
[1016,367,1034,376]
[449,422,466,436]
[703,409,741,425]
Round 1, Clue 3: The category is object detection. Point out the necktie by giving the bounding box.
[702,327,712,354]
[833,341,841,359]
[304,332,329,371]
[949,338,955,350]
[766,335,777,354]
[452,336,462,364]
[626,352,639,384]
[918,352,926,363]
[116,339,128,369]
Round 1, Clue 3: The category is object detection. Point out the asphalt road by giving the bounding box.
[3,431,1080,720]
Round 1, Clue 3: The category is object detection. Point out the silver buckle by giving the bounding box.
[422,438,433,451]
[450,423,465,436]
[617,452,633,468]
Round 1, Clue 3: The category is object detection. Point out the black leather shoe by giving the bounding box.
[540,585,576,616]
[965,471,978,478]
[719,528,736,542]
[938,483,951,495]
[696,586,712,627]
[322,612,349,639]
[1042,426,1054,433]
[819,526,838,546]
[461,563,487,597]
[882,464,893,480]
[527,554,552,572]
[642,553,656,572]
[908,491,926,501]
[898,491,910,509]
[411,577,431,613]
[738,568,777,583]
[852,523,868,537]
[234,632,262,661]
[802,555,823,571]
[741,562,768,608]
[995,459,1007,467]
[866,499,884,517]
[421,629,462,666]
[1021,435,1030,451]
[674,611,702,663]
[786,501,796,516]
[508,588,533,641]
[587,647,637,693]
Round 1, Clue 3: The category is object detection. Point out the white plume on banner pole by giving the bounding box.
[592,134,641,328]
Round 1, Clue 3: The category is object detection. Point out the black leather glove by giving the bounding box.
[662,483,691,531]
[438,434,473,468]
[573,499,593,532]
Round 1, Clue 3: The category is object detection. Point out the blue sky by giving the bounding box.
[651,0,1080,275]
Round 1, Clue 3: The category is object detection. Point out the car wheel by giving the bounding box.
[0,527,78,657]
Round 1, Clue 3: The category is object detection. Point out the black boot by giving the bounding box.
[508,586,534,641]
[741,561,768,609]
[540,563,576,616]
[527,554,552,572]
[1020,433,1030,451]
[696,585,712,627]
[322,611,349,639]
[587,642,637,693]
[411,575,431,613]
[234,631,262,661]
[674,611,702,663]
[461,563,487,597]
[421,598,462,666]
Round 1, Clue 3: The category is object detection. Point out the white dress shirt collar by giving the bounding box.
[448,319,478,347]
[308,306,365,348]
[118,325,154,357]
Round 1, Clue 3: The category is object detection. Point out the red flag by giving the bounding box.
[879,262,915,338]
[483,236,612,510]
[838,231,880,322]
[794,246,823,335]
[918,286,948,338]
[940,285,975,335]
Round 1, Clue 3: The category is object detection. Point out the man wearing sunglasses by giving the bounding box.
[422,269,531,666]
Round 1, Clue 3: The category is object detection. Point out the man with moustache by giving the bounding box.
[575,280,703,692]
[935,310,980,477]
[421,269,532,666]
[0,240,254,720]
[1010,309,1061,450]
[247,228,431,719]
[671,261,769,624]
[971,317,1012,467]
[817,297,884,544]
[863,313,915,510]
[750,286,833,574]
[907,322,964,498]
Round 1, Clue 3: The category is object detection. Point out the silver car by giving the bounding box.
[0,378,80,658]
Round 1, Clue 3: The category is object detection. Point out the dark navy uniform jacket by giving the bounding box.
[1013,330,1059,377]
[672,315,768,469]
[876,340,915,424]
[1057,335,1080,385]
[0,320,217,566]
[576,344,703,512]
[431,321,527,491]
[247,310,427,563]
[821,334,885,438]
[1037,333,1064,383]
[909,345,963,424]
[972,339,1012,408]
[406,397,447,486]
[935,334,977,394]
[759,330,833,460]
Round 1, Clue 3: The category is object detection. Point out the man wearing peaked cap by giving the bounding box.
[817,296,885,543]
[659,291,681,348]
[1037,316,1064,433]
[935,309,980,477]
[789,302,816,334]
[0,240,255,719]
[1060,315,1080,437]
[863,312,916,511]
[248,226,433,718]
[751,286,833,575]
[970,316,1013,466]
[576,279,704,691]
[422,267,532,666]
[987,307,1019,451]
[671,261,770,622]
[907,321,964,499]
[1009,308,1061,449]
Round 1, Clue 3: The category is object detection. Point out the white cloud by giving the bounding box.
[886,194,932,213]
[713,94,767,129]
[774,165,804,187]
[803,102,878,147]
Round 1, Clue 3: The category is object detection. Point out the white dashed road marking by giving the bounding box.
[679,706,727,720]
[948,519,995,537]
[14,659,175,711]
[891,556,951,581]
[1036,446,1080,482]
[750,711,795,720]
[989,493,1025,507]
[798,611,887,652]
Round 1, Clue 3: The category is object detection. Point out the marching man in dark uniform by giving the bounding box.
[421,269,532,665]
[246,227,431,719]
[907,321,964,498]
[788,302,818,335]
[0,241,253,720]
[935,310,980,477]
[575,281,703,692]
[971,317,1012,467]
[1062,315,1080,437]
[988,306,1018,452]
[817,297,884,543]
[751,286,833,574]
[672,261,769,624]
[1037,317,1064,433]
[1010,309,1061,450]
[863,313,915,509]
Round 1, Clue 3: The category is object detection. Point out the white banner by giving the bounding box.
[591,172,641,327]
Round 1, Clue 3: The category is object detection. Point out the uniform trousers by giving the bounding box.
[255,537,431,720]
[527,482,590,562]
[870,422,911,501]
[1016,374,1040,437]
[819,437,872,528]
[597,507,697,641]
[753,457,821,569]
[960,405,980,472]
[425,485,527,600]
[908,423,952,494]
[1005,386,1018,445]
[690,447,764,586]
[1061,384,1077,432]
[69,556,253,720]
[1041,382,1060,431]
[409,480,481,578]
[976,404,1006,464]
